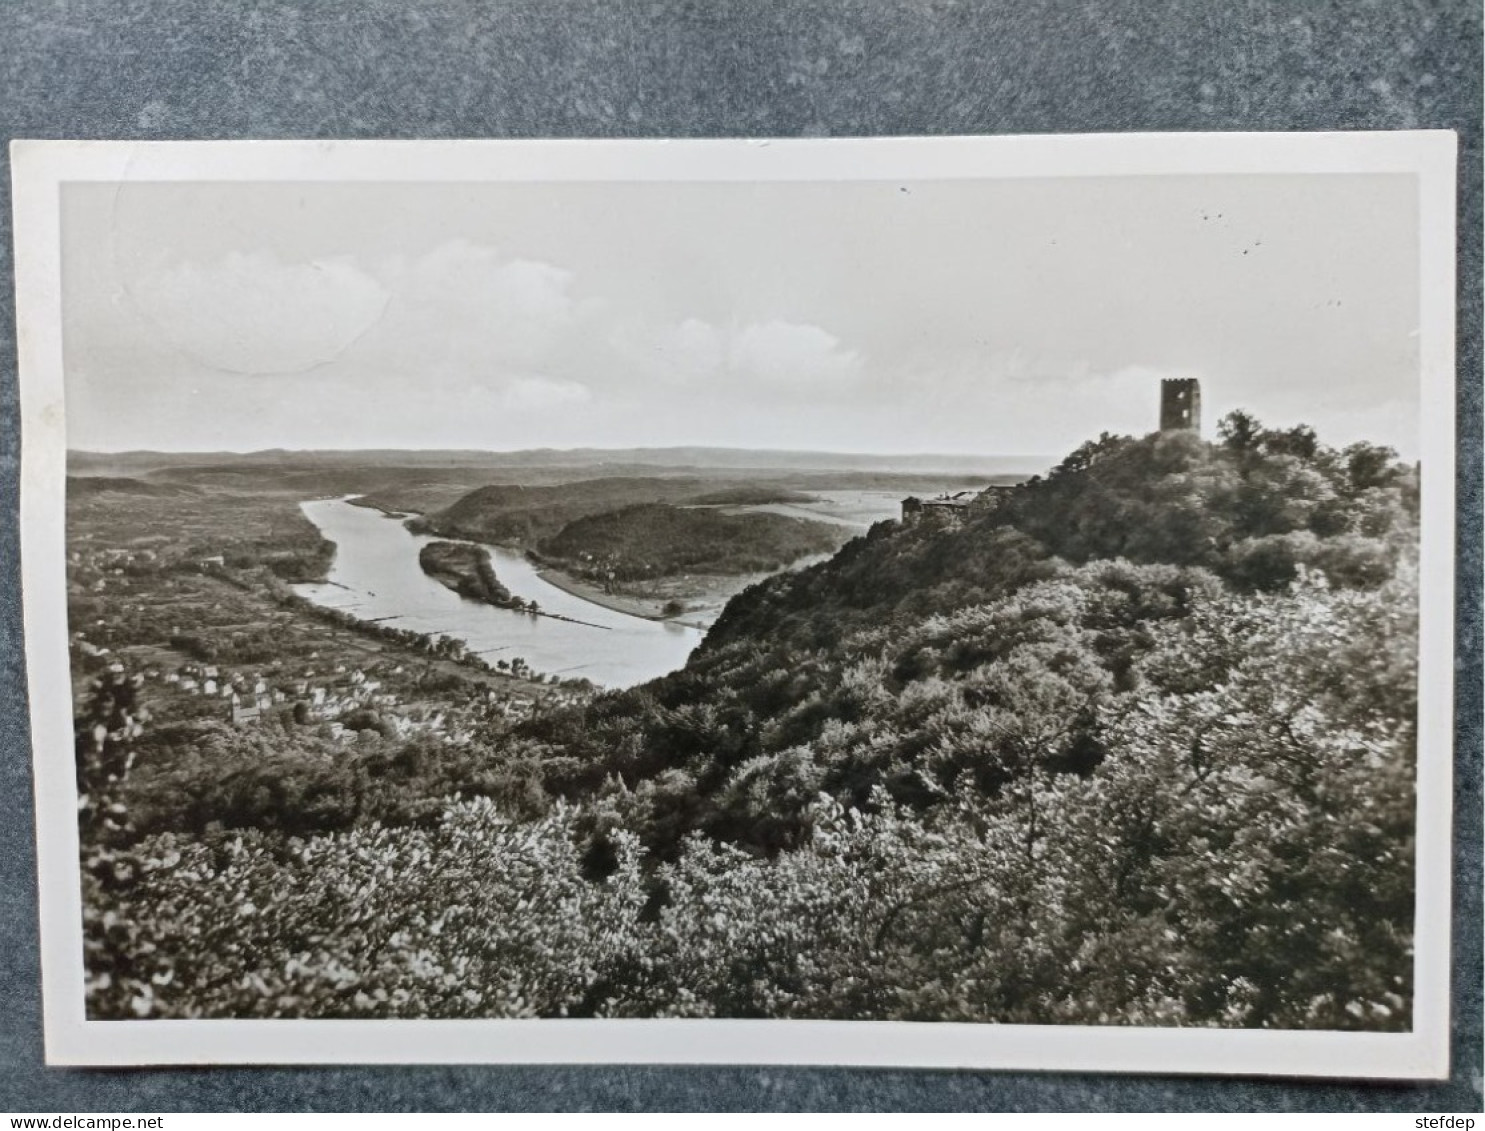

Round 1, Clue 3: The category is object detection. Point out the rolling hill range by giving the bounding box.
[70,445,1050,478]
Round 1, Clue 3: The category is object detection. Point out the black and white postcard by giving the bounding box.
[11,134,1457,1074]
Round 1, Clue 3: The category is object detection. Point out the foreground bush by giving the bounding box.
[90,569,1413,1029]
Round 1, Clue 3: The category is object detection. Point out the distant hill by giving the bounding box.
[411,467,1038,548]
[70,446,1050,479]
[684,487,819,506]
[534,503,849,582]
[416,478,715,546]
[66,476,197,498]
[66,447,1038,527]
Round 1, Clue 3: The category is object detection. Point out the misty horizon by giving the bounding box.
[67,442,1055,460]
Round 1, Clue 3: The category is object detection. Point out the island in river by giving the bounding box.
[418,541,526,610]
[418,533,770,628]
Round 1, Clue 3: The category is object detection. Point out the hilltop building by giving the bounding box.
[901,491,975,526]
[900,485,1017,527]
[1160,378,1202,434]
[900,380,1206,527]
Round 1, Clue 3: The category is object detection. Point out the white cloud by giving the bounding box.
[108,238,875,449]
[130,251,389,375]
[604,315,862,394]
[726,320,862,387]
[502,375,593,409]
[122,236,867,408]
[651,318,727,383]
[383,240,579,370]
[604,315,722,386]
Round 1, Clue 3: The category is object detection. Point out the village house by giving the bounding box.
[230,692,260,727]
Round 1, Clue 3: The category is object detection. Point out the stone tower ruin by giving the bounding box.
[1160,378,1202,433]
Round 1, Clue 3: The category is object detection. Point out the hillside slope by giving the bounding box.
[543,418,1417,810]
[704,419,1415,654]
[497,413,1419,1026]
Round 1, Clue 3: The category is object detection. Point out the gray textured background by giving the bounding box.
[0,0,1479,1113]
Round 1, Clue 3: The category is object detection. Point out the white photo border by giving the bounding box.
[11,132,1458,1076]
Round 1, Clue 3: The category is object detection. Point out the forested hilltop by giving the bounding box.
[534,503,846,583]
[81,412,1419,1030]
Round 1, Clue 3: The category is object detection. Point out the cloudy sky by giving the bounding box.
[61,172,1420,458]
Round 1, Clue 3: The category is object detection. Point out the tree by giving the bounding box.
[1344,442,1403,493]
[1218,409,1262,456]
[74,665,180,1018]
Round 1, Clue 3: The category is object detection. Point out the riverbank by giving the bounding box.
[345,496,411,519]
[531,564,750,632]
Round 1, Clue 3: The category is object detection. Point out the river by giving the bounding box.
[292,497,703,689]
